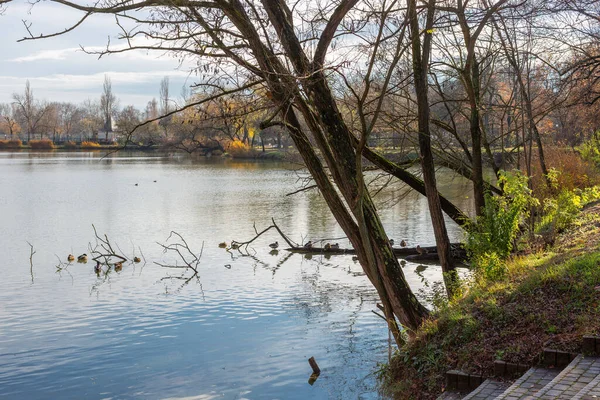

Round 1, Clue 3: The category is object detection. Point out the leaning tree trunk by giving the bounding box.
[280,102,428,341]
[302,74,430,334]
[408,0,457,295]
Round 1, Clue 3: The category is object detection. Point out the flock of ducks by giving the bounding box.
[66,253,141,274]
[264,238,416,251]
[218,238,428,264]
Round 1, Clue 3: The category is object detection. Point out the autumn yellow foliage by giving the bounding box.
[227,139,258,158]
[81,141,101,149]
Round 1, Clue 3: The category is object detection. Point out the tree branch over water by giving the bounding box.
[231,218,298,252]
[89,224,127,264]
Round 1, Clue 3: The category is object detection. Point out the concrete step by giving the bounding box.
[533,355,600,399]
[495,366,561,400]
[463,379,511,400]
[437,390,465,400]
[572,366,600,399]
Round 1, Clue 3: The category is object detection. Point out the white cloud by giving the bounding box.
[0,70,191,89]
[8,41,187,64]
[0,71,195,108]
[9,48,81,62]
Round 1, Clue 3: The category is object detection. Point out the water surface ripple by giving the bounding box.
[0,151,472,399]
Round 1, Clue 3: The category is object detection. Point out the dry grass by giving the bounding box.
[524,146,600,201]
[0,139,23,149]
[28,139,55,149]
[80,141,101,149]
[383,202,600,400]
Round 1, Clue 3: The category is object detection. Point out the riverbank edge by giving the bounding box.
[0,145,294,160]
[0,146,428,164]
[381,201,600,399]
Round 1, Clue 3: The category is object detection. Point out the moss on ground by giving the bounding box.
[382,202,600,400]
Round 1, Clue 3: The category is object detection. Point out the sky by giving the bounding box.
[0,1,197,109]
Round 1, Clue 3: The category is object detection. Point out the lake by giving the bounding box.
[0,151,473,399]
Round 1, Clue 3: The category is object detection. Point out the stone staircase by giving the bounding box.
[438,337,600,400]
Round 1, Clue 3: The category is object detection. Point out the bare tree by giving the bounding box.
[100,75,117,140]
[81,99,103,141]
[159,77,172,137]
[12,80,48,141]
[0,103,20,138]
[58,102,83,141]
[159,76,170,115]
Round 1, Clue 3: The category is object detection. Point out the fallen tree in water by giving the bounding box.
[230,219,467,262]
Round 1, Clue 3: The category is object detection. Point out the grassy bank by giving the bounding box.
[382,202,600,399]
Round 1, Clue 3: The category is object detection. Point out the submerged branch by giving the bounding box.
[155,231,203,275]
[231,218,298,251]
[26,241,35,283]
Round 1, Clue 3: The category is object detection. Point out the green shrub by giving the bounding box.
[465,170,538,280]
[538,177,600,240]
[578,132,600,166]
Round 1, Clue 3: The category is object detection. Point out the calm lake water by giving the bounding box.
[0,151,472,400]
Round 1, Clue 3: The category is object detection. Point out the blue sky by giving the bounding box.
[1,1,196,108]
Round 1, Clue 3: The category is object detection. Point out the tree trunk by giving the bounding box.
[408,0,457,294]
[469,59,486,216]
[281,103,428,340]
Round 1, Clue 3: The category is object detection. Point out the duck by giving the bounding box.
[390,239,395,246]
[400,259,407,266]
[218,242,227,248]
[77,254,88,263]
[303,241,313,249]
[400,239,407,248]
[133,257,141,263]
[324,243,331,251]
[94,261,102,273]
[416,245,428,255]
[114,261,123,271]
[269,241,279,249]
[67,254,75,262]
[331,243,340,250]
[231,243,240,250]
